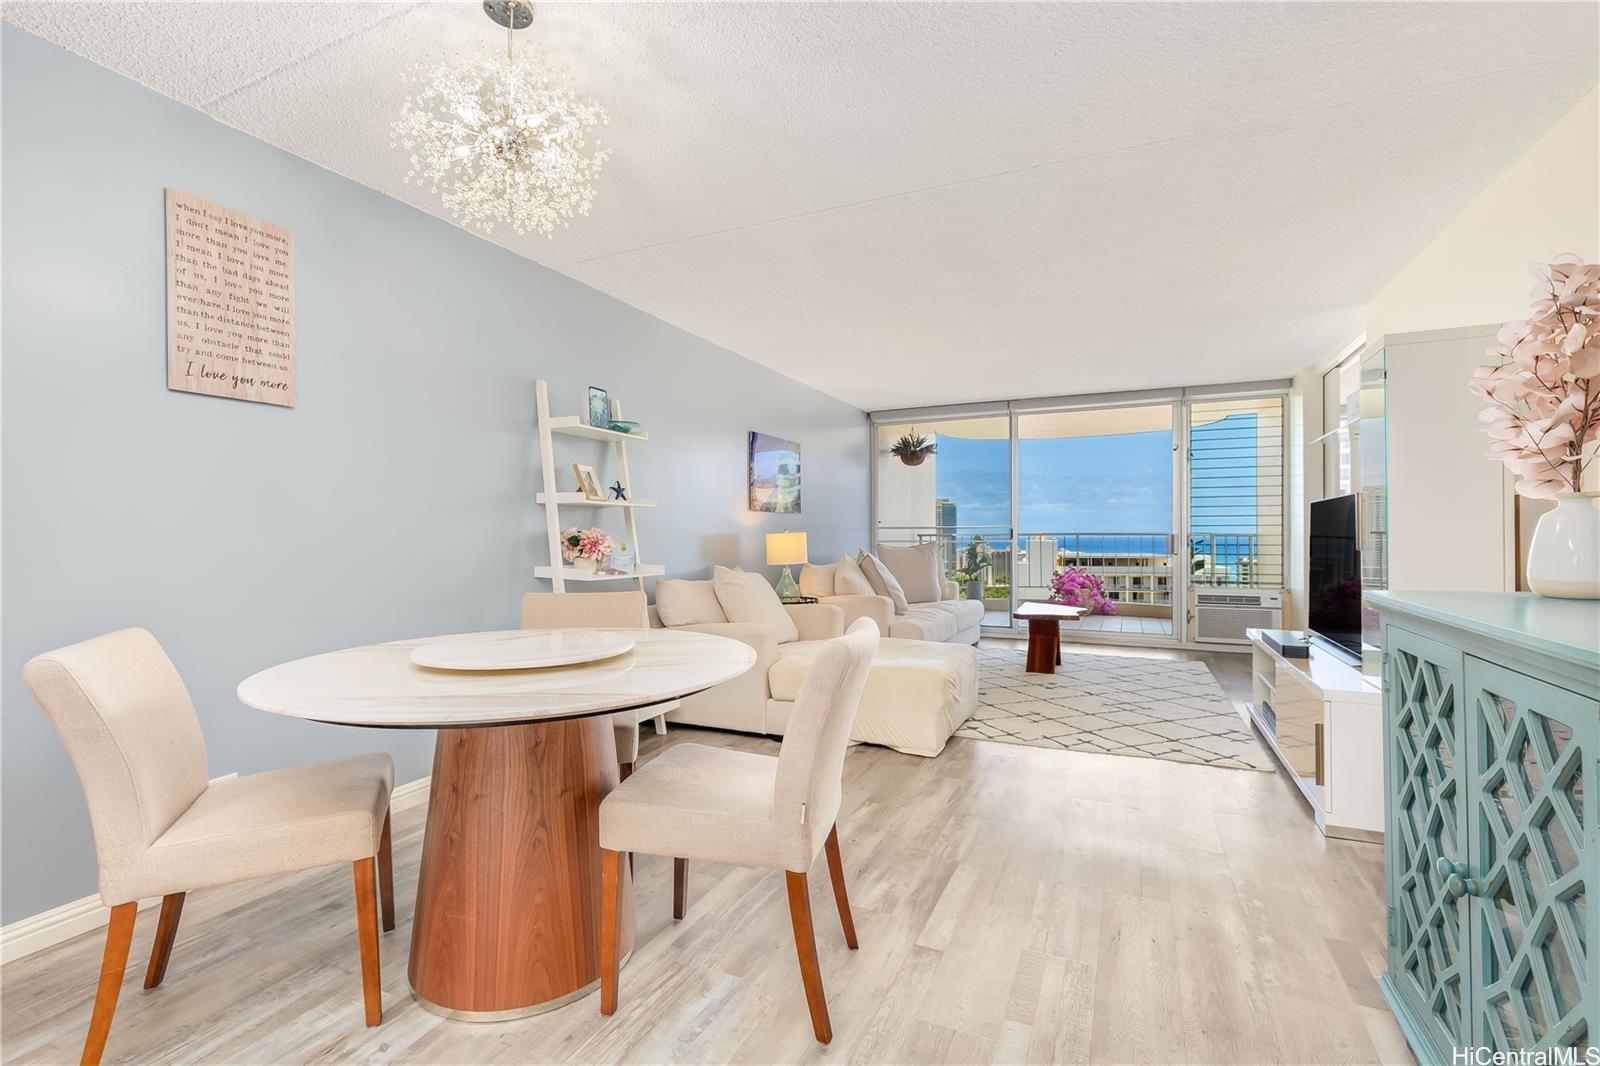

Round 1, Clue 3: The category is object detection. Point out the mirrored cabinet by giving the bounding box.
[1374,591,1599,1064]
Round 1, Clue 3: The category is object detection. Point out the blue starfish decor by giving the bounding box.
[608,481,627,501]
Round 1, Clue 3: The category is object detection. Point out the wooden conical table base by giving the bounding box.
[408,716,636,1018]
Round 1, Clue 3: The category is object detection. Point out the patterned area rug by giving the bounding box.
[957,646,1273,771]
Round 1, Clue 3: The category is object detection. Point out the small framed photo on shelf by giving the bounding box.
[586,386,610,428]
[571,463,604,500]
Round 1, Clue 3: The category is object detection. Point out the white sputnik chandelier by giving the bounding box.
[393,0,609,237]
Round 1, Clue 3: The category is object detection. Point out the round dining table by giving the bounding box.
[236,627,756,1020]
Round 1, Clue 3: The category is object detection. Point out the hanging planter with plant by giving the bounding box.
[890,431,937,466]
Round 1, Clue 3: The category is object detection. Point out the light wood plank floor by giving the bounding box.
[1,648,1408,1065]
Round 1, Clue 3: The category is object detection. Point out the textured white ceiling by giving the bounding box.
[7,2,1596,410]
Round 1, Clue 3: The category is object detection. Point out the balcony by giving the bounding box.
[1013,533,1175,636]
[877,527,1266,639]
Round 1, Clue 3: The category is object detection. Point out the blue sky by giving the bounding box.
[937,430,1174,534]
[932,414,1259,537]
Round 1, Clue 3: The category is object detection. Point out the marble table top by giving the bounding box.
[1013,601,1085,620]
[237,628,757,728]
[409,630,635,671]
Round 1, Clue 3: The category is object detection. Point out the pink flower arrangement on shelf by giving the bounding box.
[1470,255,1600,498]
[560,526,615,569]
[1047,566,1116,615]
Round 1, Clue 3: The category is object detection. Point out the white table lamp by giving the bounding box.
[766,530,808,601]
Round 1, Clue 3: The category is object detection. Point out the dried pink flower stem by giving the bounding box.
[1470,255,1600,498]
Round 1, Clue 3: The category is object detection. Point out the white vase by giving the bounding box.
[1526,492,1600,599]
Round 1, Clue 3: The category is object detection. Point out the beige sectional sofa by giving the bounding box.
[800,545,986,645]
[650,568,977,757]
[809,585,984,643]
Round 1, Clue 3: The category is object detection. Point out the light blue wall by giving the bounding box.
[0,27,869,922]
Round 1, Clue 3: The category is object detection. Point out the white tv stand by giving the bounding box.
[1245,628,1384,842]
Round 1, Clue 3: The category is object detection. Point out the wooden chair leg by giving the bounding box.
[600,848,622,1016]
[81,901,137,1066]
[377,812,396,933]
[143,893,185,989]
[352,858,382,1027]
[784,870,833,1044]
[823,826,859,950]
[672,858,688,920]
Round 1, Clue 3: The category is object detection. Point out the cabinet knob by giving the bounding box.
[1436,858,1479,898]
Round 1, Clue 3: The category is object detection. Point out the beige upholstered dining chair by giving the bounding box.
[22,628,396,1066]
[596,618,879,1043]
[520,590,662,778]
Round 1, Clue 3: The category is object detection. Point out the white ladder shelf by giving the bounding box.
[533,379,658,592]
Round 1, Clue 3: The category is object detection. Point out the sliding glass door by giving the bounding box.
[1015,404,1179,641]
[870,385,1288,646]
[873,415,1013,627]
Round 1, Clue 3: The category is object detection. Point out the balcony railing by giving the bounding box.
[1187,532,1268,588]
[1012,532,1175,607]
[876,527,1265,611]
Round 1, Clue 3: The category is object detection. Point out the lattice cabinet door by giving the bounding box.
[1465,656,1598,1055]
[1386,627,1471,1060]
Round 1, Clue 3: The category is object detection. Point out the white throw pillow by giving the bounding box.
[874,542,944,604]
[858,551,909,615]
[834,553,874,596]
[654,579,728,627]
[712,565,800,643]
[798,562,837,599]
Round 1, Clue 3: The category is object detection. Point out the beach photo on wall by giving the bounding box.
[749,431,801,513]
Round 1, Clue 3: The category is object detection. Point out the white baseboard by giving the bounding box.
[0,892,160,966]
[389,774,431,812]
[0,774,433,967]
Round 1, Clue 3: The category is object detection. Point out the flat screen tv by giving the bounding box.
[1309,494,1362,661]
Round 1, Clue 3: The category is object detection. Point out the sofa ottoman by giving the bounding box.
[766,637,977,757]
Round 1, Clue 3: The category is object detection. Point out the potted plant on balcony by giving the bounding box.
[959,536,990,600]
[953,571,980,600]
[889,431,937,466]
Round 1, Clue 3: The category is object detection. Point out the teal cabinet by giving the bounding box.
[1373,592,1600,1065]
[1465,657,1596,1053]
[1384,626,1470,1057]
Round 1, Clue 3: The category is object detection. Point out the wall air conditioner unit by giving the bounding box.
[1193,589,1283,644]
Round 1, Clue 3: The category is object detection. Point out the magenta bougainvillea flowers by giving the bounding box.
[1047,566,1116,615]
